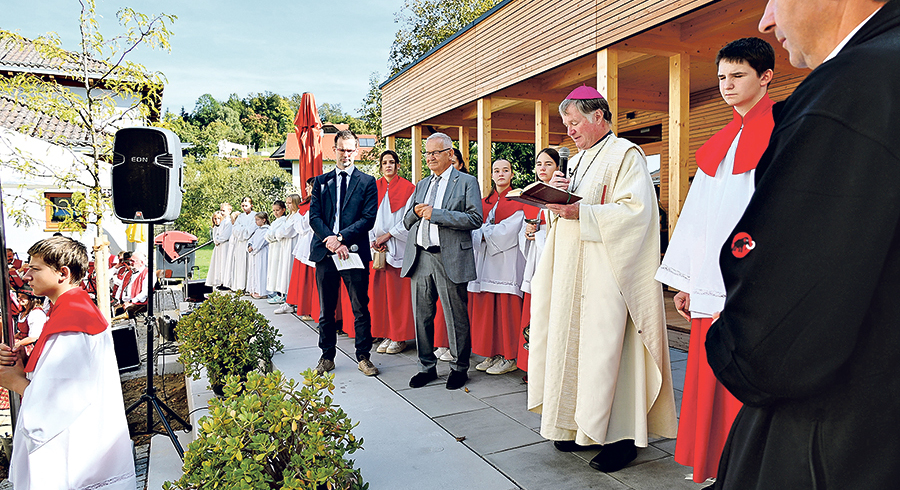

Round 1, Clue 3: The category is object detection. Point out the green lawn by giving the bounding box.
[192,242,214,281]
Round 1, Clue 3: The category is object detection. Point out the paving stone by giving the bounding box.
[608,457,709,490]
[399,383,489,417]
[481,391,542,431]
[486,440,630,490]
[435,407,544,455]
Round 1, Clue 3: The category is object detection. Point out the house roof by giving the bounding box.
[273,129,378,162]
[0,35,109,79]
[0,94,91,146]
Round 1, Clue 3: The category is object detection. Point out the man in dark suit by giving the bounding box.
[706,0,900,488]
[309,129,379,376]
[402,132,483,390]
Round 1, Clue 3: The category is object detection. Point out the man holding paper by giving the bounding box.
[309,129,379,377]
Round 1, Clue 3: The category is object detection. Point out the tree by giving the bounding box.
[175,155,292,240]
[0,0,175,234]
[389,0,499,76]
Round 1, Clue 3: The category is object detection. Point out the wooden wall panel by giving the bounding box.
[382,0,717,136]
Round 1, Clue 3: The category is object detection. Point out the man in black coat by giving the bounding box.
[706,0,900,488]
[309,130,379,377]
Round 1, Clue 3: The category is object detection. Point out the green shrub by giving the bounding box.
[177,291,283,391]
[164,370,367,490]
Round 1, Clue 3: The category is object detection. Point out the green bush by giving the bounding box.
[177,291,283,391]
[164,370,367,490]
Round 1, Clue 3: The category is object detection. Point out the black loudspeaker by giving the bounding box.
[111,127,184,223]
[111,320,141,372]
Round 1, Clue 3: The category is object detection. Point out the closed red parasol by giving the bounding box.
[294,93,323,199]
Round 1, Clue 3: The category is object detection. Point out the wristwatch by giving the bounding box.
[337,233,343,243]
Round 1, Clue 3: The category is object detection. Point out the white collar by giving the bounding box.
[823,6,882,63]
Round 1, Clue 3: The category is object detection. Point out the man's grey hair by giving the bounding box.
[558,98,613,124]
[426,132,453,149]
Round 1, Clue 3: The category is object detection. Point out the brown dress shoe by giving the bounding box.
[314,358,335,375]
[358,358,379,376]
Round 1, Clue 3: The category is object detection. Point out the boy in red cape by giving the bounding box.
[0,236,136,489]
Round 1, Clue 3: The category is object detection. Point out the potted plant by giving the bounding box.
[164,370,367,490]
[177,291,283,395]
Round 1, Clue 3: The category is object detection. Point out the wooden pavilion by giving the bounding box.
[379,0,807,233]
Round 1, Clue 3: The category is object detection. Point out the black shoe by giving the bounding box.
[553,440,603,452]
[588,439,637,473]
[409,368,438,388]
[446,370,468,390]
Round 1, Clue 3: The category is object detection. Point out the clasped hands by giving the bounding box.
[546,170,580,220]
[324,235,350,260]
[371,232,391,252]
[0,343,28,395]
[414,203,433,221]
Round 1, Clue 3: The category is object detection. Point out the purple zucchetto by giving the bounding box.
[565,84,605,100]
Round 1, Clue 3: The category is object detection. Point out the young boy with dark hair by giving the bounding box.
[0,236,136,489]
[655,37,775,486]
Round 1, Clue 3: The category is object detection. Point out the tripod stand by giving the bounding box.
[124,227,191,459]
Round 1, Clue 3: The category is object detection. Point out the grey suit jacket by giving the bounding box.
[401,167,483,284]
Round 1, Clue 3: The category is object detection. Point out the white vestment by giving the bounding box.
[274,212,300,293]
[247,224,270,296]
[520,209,549,295]
[265,215,287,293]
[205,221,232,287]
[655,130,754,317]
[468,207,526,296]
[12,330,136,489]
[292,211,315,267]
[368,192,411,269]
[527,135,678,446]
[228,211,255,291]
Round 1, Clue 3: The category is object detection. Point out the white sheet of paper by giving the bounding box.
[331,252,365,270]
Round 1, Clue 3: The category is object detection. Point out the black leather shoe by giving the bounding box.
[588,439,637,473]
[553,440,603,452]
[446,370,468,390]
[409,368,438,388]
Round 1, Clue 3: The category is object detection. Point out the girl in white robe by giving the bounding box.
[469,159,527,375]
[247,212,270,299]
[228,197,255,292]
[274,195,301,298]
[205,210,231,288]
[265,200,287,301]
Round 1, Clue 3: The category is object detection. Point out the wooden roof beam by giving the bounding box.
[679,0,766,42]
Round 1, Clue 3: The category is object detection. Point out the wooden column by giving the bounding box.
[386,135,396,151]
[597,48,619,134]
[535,100,549,153]
[668,53,690,235]
[411,125,423,183]
[458,126,470,170]
[477,97,492,196]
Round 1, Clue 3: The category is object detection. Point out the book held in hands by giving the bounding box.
[507,181,582,209]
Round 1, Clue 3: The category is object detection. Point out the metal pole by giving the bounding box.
[0,180,20,431]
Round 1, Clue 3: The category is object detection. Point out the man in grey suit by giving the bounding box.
[402,132,483,390]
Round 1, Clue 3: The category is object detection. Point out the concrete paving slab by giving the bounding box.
[669,348,688,362]
[650,437,678,456]
[486,440,631,490]
[570,443,670,468]
[399,383,490,417]
[146,431,192,489]
[464,369,528,399]
[435,407,545,455]
[481,391,542,431]
[608,457,707,490]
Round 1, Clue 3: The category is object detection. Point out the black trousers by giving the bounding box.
[315,258,373,361]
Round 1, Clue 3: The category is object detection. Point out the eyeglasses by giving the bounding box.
[334,148,357,154]
[424,148,452,158]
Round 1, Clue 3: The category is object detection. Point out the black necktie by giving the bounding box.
[338,171,348,230]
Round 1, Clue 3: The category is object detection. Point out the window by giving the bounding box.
[44,192,85,231]
[359,137,376,148]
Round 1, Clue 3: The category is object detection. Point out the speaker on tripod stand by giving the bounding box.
[112,127,191,459]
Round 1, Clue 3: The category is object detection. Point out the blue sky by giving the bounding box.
[4,0,402,116]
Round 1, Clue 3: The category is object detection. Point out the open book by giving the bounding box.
[507,181,582,209]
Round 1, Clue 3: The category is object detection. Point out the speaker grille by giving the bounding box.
[111,129,170,221]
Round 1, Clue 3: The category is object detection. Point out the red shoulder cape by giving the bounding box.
[483,188,526,223]
[298,201,310,216]
[376,176,415,213]
[696,93,775,176]
[25,287,107,373]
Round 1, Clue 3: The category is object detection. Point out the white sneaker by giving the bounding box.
[434,347,449,360]
[376,338,392,354]
[486,358,517,375]
[386,340,407,354]
[273,303,293,314]
[476,355,503,371]
[439,349,455,362]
